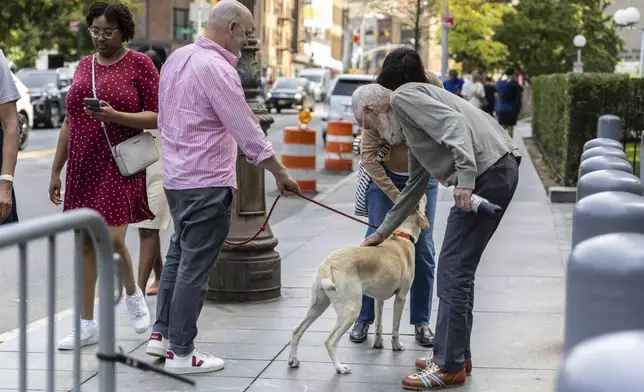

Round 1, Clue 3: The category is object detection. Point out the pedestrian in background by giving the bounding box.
[357,48,520,389]
[0,49,20,226]
[349,47,439,348]
[467,71,486,110]
[133,45,171,296]
[146,0,300,375]
[49,1,157,350]
[443,69,464,97]
[482,76,497,117]
[495,67,523,138]
[461,74,473,102]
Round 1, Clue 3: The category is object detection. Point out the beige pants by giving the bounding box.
[132,129,171,231]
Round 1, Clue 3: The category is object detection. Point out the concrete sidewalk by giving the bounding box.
[3,124,566,391]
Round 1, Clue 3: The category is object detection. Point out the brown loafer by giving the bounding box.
[415,357,472,376]
[403,362,467,390]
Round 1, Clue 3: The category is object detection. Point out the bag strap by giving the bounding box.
[92,54,116,158]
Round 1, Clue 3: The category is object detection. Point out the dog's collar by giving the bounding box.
[393,231,415,243]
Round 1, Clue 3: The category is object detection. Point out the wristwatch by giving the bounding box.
[0,174,14,183]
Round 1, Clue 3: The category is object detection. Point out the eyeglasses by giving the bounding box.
[88,28,118,39]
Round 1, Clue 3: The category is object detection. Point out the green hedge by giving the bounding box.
[533,73,643,185]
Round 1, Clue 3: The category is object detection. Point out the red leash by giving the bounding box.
[224,191,378,246]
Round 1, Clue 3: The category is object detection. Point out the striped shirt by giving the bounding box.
[158,36,275,190]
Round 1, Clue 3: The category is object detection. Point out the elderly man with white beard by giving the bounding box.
[352,76,520,388]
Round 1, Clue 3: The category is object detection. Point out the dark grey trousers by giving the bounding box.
[433,154,520,372]
[153,187,233,355]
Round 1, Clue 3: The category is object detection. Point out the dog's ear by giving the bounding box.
[415,195,429,229]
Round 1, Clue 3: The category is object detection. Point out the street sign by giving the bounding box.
[179,27,197,35]
[69,21,81,32]
[442,16,455,28]
[573,61,584,73]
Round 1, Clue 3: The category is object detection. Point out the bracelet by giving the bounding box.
[0,174,13,183]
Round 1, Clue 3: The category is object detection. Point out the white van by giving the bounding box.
[322,74,375,144]
[298,68,332,102]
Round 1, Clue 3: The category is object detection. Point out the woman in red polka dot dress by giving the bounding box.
[48,2,158,350]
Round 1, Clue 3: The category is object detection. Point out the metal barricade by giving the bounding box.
[0,209,118,391]
[0,209,193,391]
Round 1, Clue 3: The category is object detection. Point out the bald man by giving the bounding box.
[147,0,300,374]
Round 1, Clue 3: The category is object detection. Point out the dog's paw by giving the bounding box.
[335,364,352,374]
[372,335,384,349]
[392,340,406,351]
[287,357,300,368]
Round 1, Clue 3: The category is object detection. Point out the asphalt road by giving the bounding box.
[0,105,349,335]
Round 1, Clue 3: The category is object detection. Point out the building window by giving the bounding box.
[173,8,190,42]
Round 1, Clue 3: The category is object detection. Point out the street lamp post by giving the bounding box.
[573,34,586,73]
[614,7,643,77]
[207,0,281,302]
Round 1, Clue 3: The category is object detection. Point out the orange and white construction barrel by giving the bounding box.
[324,120,354,171]
[281,126,317,193]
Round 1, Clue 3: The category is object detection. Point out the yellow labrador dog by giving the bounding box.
[288,196,429,374]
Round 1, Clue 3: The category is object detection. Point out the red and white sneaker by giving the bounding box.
[165,348,225,374]
[146,332,169,358]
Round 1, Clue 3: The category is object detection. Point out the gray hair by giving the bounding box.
[351,84,392,123]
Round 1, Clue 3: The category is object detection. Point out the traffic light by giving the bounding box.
[353,33,360,44]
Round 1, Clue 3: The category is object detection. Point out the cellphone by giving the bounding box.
[83,98,100,108]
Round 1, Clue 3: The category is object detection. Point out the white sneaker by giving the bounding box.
[57,320,99,351]
[125,286,150,334]
[146,332,169,358]
[165,348,225,374]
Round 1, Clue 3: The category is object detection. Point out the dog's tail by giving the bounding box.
[318,263,337,291]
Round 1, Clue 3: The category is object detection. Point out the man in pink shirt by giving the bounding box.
[146,0,300,374]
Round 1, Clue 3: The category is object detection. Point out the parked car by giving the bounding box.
[322,74,375,144]
[16,69,70,128]
[265,77,316,113]
[298,68,332,102]
[11,72,34,151]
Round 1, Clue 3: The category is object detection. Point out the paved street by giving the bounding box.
[0,105,357,336]
[0,123,567,391]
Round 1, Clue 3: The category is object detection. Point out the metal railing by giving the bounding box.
[0,208,193,391]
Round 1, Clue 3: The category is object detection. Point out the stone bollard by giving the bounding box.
[578,155,632,179]
[580,146,627,162]
[571,191,644,248]
[582,137,623,152]
[576,170,643,202]
[558,330,644,391]
[597,114,621,141]
[564,233,644,353]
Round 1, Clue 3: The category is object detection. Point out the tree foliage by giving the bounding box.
[370,0,441,51]
[494,0,623,76]
[448,0,513,73]
[1,0,139,69]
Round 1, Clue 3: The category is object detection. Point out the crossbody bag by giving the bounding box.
[91,54,159,177]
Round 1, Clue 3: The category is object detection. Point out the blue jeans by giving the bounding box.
[358,169,438,325]
[0,188,18,225]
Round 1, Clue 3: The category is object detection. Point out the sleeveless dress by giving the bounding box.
[63,51,159,226]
